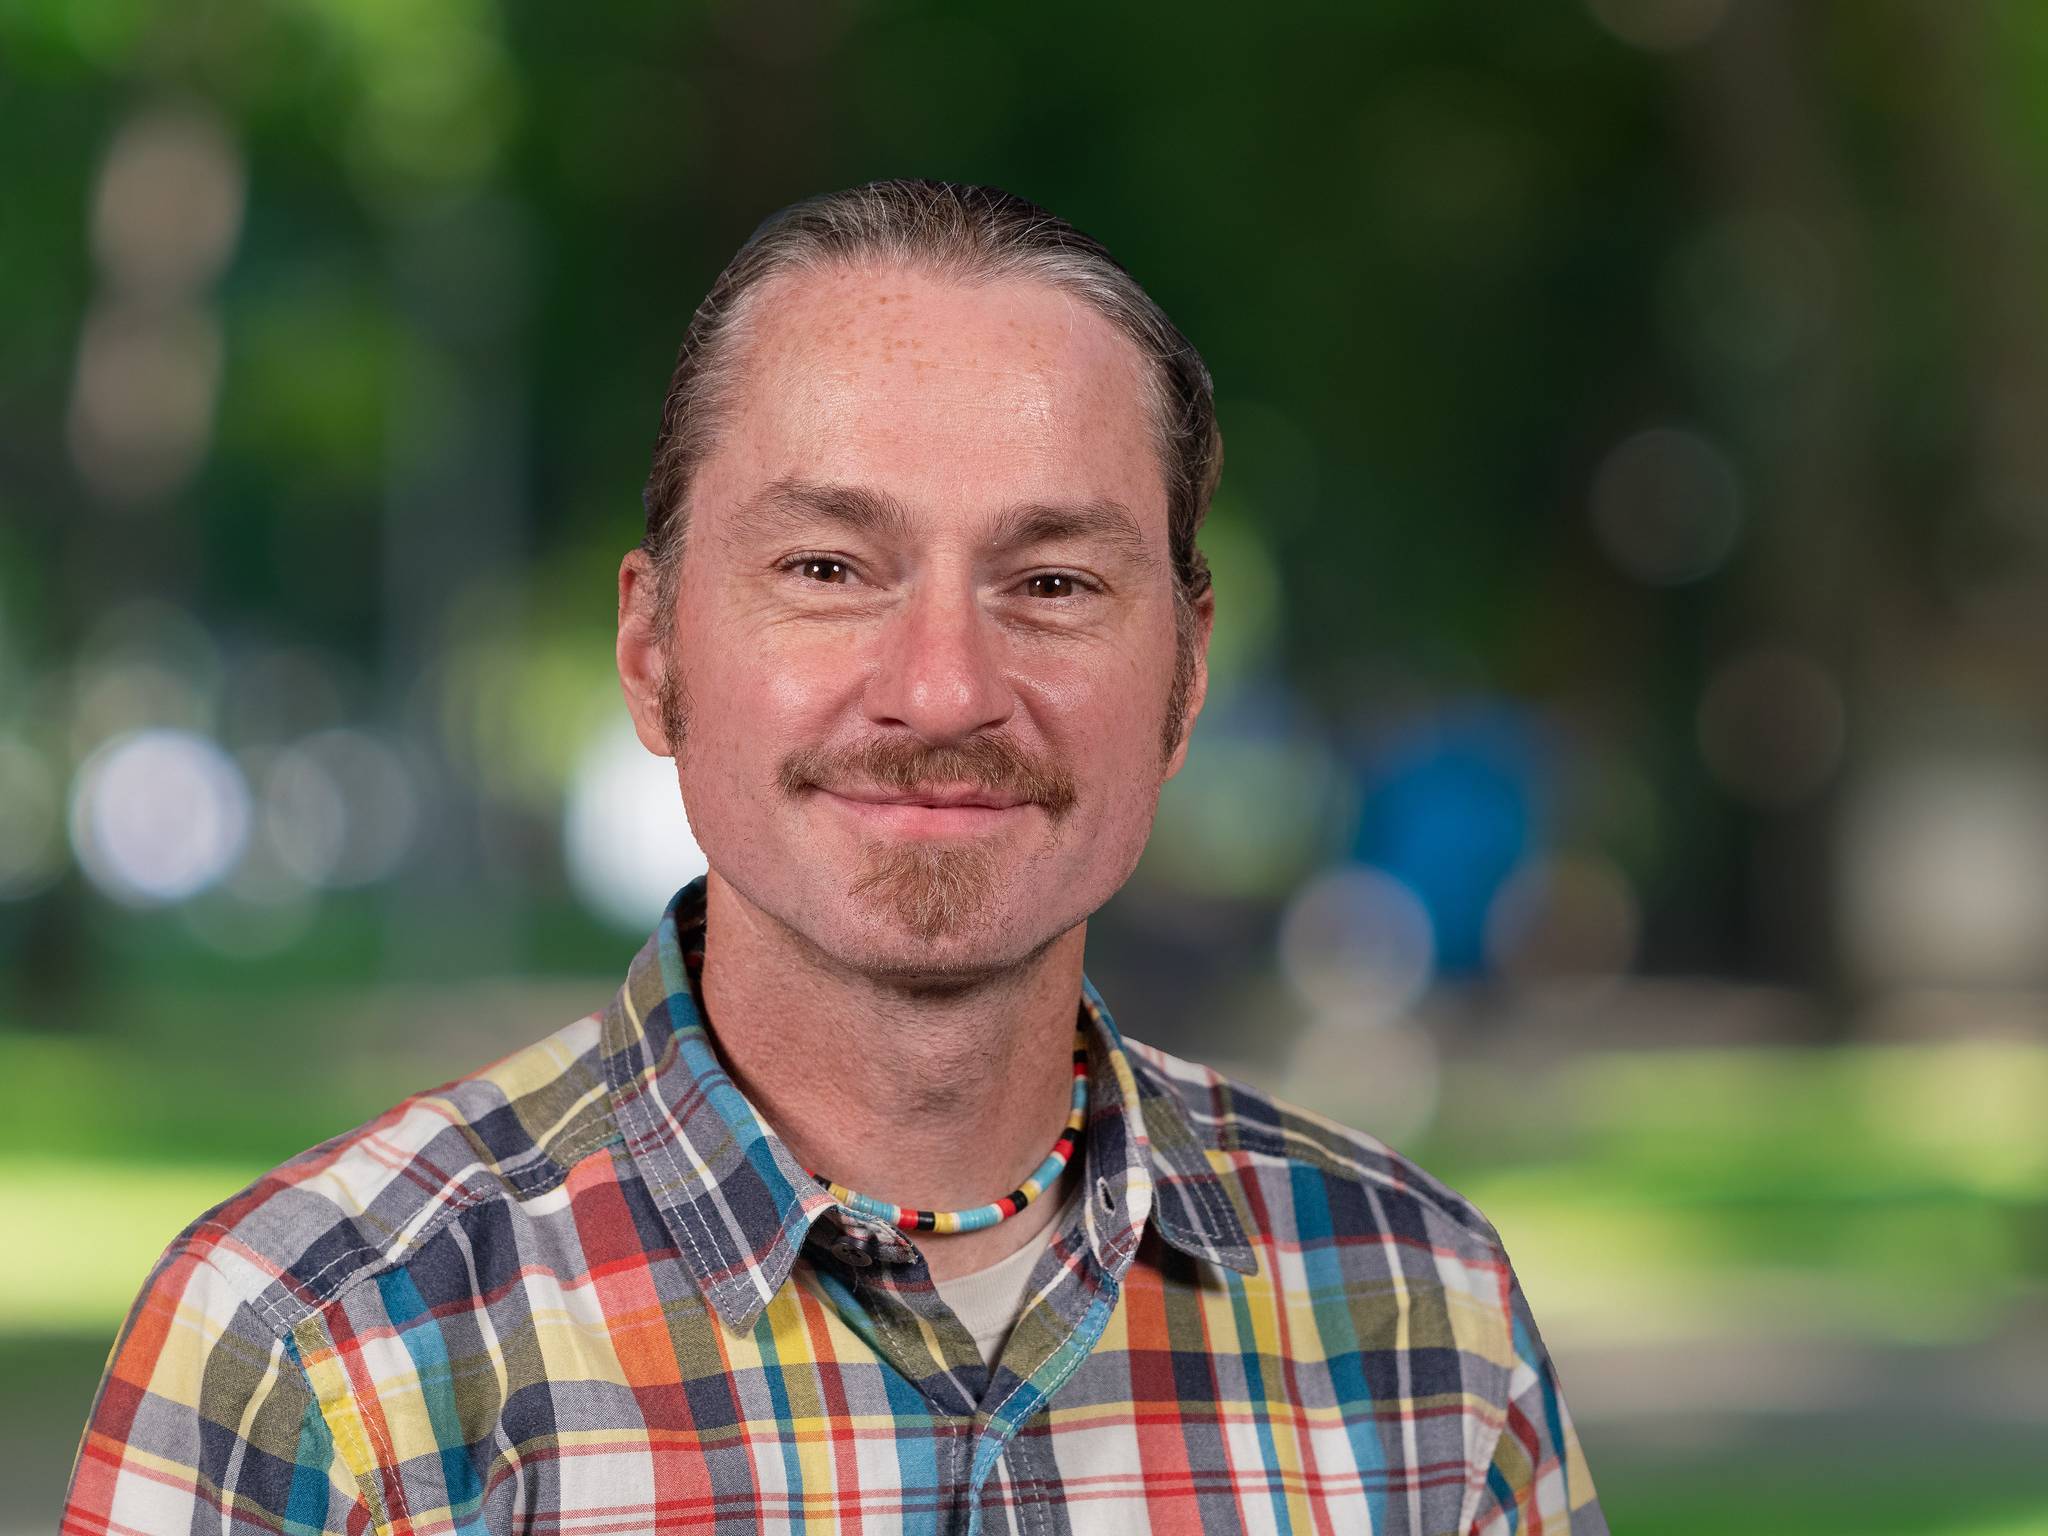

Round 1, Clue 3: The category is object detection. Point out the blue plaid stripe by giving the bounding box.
[64,876,1605,1534]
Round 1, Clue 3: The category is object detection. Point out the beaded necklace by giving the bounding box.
[809,1032,1089,1234]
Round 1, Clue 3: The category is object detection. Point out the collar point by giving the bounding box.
[1156,1214,1260,1277]
[1208,1244,1261,1277]
[706,1282,774,1336]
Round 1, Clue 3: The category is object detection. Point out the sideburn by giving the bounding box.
[657,663,692,757]
[1162,597,1200,763]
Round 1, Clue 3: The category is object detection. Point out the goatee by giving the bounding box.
[846,839,1002,941]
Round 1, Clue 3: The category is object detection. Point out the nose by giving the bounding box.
[862,580,1014,743]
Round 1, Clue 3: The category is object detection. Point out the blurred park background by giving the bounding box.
[4,0,2047,1528]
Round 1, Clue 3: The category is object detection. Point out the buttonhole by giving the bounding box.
[1097,1178,1116,1213]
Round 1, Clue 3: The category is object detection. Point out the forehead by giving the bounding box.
[691,262,1168,538]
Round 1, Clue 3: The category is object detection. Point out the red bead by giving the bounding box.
[808,1028,1088,1233]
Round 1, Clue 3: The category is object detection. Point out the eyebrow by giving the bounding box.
[984,499,1157,569]
[725,477,1158,570]
[725,477,916,546]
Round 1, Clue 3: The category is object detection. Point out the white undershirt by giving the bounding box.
[930,1185,1078,1367]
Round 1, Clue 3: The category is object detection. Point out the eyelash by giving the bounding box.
[781,555,856,585]
[1019,571,1093,599]
[776,555,1099,598]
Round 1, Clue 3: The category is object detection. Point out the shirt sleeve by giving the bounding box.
[1467,1265,1608,1536]
[61,1241,374,1535]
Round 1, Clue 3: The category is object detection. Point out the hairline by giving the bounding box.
[648,253,1190,631]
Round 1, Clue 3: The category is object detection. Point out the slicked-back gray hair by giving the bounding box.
[640,179,1221,629]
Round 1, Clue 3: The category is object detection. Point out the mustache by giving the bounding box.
[778,736,1079,820]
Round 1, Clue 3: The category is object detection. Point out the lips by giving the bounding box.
[815,785,1031,836]
[828,786,1029,810]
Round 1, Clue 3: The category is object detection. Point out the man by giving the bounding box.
[64,181,1605,1535]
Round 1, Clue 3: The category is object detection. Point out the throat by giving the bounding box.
[693,879,1096,1238]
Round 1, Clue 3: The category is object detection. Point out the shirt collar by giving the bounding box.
[601,877,1255,1334]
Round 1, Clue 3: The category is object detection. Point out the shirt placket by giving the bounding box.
[803,1210,994,1529]
[801,1155,1151,1536]
[958,1110,1156,1535]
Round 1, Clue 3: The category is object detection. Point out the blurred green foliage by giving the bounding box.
[5,1,2048,1531]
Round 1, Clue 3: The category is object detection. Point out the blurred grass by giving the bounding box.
[1566,1044,2048,1204]
[1471,1166,2040,1349]
[1593,1443,2048,1536]
[0,1157,263,1329]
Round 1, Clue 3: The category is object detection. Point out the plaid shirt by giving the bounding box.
[64,878,1604,1535]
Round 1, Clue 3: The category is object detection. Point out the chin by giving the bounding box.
[789,858,1089,991]
[701,804,1147,987]
[830,892,1070,990]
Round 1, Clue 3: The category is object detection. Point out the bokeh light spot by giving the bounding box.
[1590,426,1743,586]
[1282,1017,1443,1149]
[66,300,224,504]
[1697,647,1846,807]
[1486,851,1641,996]
[265,729,418,888]
[1196,506,1283,700]
[69,728,251,905]
[1841,757,2048,989]
[1662,214,1834,377]
[1584,0,1730,51]
[1142,726,1339,900]
[90,102,244,299]
[564,718,707,933]
[1279,863,1436,1027]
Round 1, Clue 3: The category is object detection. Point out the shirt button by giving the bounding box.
[831,1240,873,1268]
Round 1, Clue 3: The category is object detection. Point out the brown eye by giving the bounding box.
[801,559,850,584]
[1025,572,1078,598]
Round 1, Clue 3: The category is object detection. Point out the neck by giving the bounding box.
[697,871,1090,1279]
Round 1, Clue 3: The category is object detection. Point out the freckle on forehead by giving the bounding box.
[731,264,1162,498]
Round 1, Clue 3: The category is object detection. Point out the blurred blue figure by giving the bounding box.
[1352,704,1545,975]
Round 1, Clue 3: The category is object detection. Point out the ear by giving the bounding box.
[616,548,677,756]
[1164,588,1214,781]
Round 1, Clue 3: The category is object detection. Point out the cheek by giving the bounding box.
[1030,626,1172,747]
[761,641,847,726]
[1032,657,1171,816]
[679,625,859,769]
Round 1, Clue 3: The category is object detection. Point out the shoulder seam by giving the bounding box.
[1250,1115,1498,1248]
[167,1246,376,1520]
[196,1118,624,1338]
[1123,1038,1499,1249]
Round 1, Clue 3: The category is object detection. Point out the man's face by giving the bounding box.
[619,262,1209,981]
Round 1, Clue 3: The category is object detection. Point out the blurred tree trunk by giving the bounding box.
[1671,0,1881,1010]
[1892,0,2048,700]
